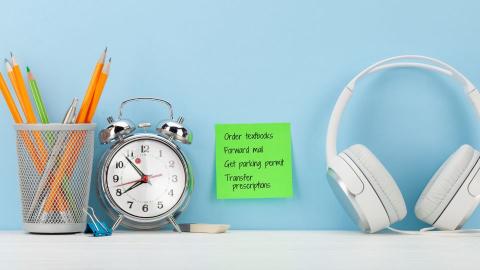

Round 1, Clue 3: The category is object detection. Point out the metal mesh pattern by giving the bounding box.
[15,124,95,231]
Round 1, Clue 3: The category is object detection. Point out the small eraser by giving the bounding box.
[178,224,230,233]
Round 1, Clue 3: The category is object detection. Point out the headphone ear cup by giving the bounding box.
[344,144,407,224]
[415,145,479,227]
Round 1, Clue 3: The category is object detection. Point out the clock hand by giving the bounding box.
[145,173,162,186]
[115,178,143,188]
[150,173,162,179]
[121,172,165,194]
[114,174,162,187]
[122,181,143,195]
[124,155,147,177]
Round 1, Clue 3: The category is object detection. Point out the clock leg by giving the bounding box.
[168,215,182,233]
[112,215,124,231]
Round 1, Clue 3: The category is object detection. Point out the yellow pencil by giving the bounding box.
[44,50,109,212]
[10,53,37,123]
[86,58,110,123]
[5,60,25,118]
[0,72,23,123]
[10,54,48,172]
[76,48,106,123]
[1,69,43,173]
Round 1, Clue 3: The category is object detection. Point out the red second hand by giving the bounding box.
[114,174,162,187]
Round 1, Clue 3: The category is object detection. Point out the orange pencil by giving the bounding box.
[0,72,43,173]
[10,54,37,123]
[52,58,112,210]
[0,72,23,123]
[85,58,110,123]
[10,54,47,169]
[5,60,24,116]
[45,49,109,212]
[76,48,106,123]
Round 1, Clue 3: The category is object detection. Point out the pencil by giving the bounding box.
[5,60,45,172]
[5,60,24,118]
[26,67,49,124]
[44,49,110,213]
[85,58,110,123]
[0,72,23,123]
[11,53,37,123]
[0,71,43,173]
[76,48,107,123]
[44,49,108,212]
[10,54,48,170]
[26,66,55,147]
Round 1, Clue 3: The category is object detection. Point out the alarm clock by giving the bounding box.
[97,97,193,231]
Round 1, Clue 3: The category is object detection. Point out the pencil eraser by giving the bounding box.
[177,224,230,233]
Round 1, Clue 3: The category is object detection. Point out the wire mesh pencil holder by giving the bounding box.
[14,124,96,234]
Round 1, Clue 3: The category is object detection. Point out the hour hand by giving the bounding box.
[124,155,146,177]
[123,181,143,195]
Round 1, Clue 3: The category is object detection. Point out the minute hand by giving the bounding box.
[123,181,143,195]
[124,155,146,177]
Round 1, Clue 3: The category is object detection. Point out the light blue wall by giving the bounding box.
[1,0,480,230]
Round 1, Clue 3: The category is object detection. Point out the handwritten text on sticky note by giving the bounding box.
[215,123,293,199]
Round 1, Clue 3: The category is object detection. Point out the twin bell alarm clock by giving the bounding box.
[97,97,193,231]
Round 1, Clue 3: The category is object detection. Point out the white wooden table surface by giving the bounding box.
[0,230,479,270]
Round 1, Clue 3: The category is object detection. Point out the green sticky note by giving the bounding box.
[215,123,293,199]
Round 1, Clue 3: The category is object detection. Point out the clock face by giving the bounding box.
[103,137,187,220]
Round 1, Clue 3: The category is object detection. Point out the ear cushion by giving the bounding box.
[344,144,407,224]
[415,145,479,225]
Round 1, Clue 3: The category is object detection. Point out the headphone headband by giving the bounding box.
[326,55,479,164]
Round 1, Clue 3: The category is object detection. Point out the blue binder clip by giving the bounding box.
[84,207,112,237]
[86,221,112,237]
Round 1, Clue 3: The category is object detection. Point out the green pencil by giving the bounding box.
[26,66,49,124]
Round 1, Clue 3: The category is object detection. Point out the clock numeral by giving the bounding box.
[127,201,133,209]
[126,150,134,158]
[169,160,175,168]
[168,189,174,197]
[116,189,122,196]
[157,201,164,209]
[115,161,124,169]
[141,145,150,153]
[113,175,119,183]
[142,204,149,212]
[171,175,178,182]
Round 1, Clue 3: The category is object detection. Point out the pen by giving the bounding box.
[59,98,79,222]
[51,98,79,222]
[28,98,79,222]
[63,98,78,124]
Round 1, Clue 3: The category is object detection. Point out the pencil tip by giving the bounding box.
[108,57,112,63]
[10,52,13,58]
[26,66,30,72]
[104,46,108,53]
[4,58,9,64]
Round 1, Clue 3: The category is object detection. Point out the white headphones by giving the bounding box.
[326,55,480,233]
